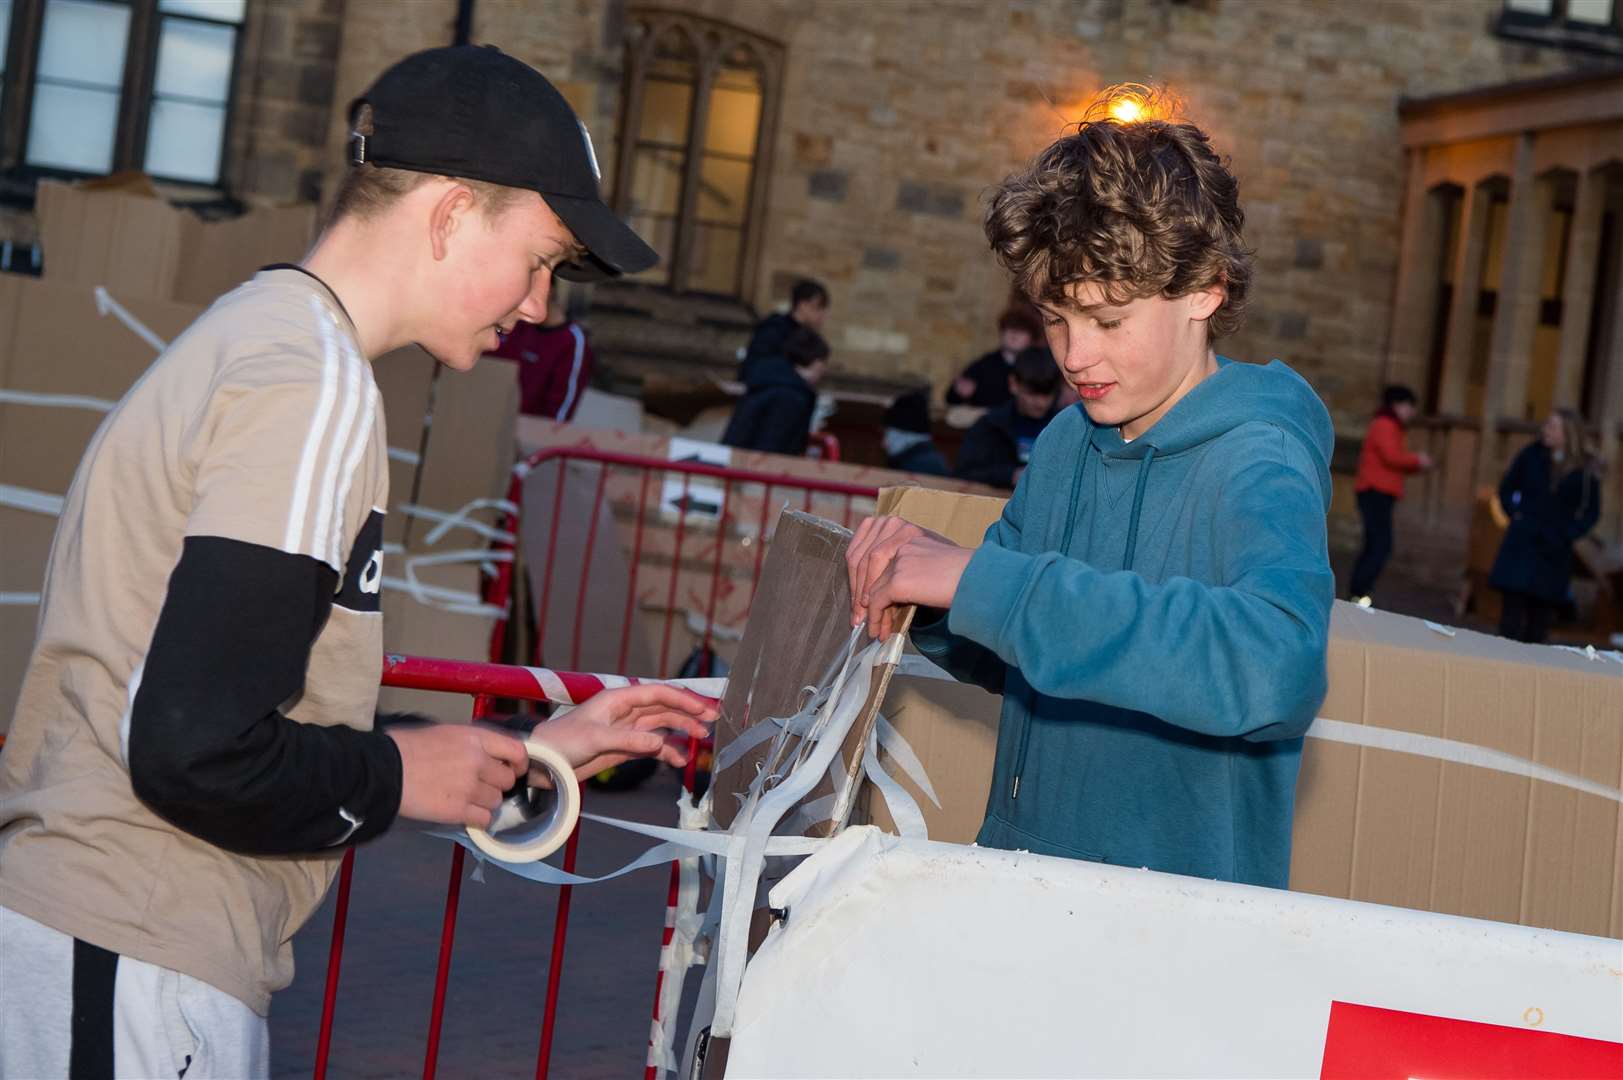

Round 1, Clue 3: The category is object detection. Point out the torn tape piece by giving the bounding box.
[862,723,929,840]
[874,714,941,809]
[895,652,954,681]
[400,497,518,546]
[1307,717,1623,804]
[0,388,116,412]
[94,286,168,355]
[380,575,505,619]
[0,484,66,517]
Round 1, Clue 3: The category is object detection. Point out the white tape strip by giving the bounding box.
[94,286,167,355]
[1307,717,1623,804]
[387,446,421,466]
[712,631,879,1039]
[862,723,928,840]
[0,388,116,412]
[398,497,520,546]
[0,592,41,605]
[0,484,65,517]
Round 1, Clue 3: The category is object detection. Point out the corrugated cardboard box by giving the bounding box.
[377,560,499,726]
[35,176,317,306]
[372,347,438,546]
[862,485,1623,938]
[0,277,204,730]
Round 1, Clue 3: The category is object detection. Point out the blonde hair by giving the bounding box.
[327,104,526,225]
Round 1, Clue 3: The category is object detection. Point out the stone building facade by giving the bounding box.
[0,0,1615,447]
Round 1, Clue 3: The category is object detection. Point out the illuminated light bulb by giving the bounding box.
[1109,97,1144,123]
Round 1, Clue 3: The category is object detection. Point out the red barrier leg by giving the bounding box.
[422,844,467,1080]
[535,819,583,1080]
[313,847,356,1080]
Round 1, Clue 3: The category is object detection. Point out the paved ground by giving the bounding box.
[271,776,696,1080]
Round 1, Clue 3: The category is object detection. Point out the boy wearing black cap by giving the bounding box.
[0,46,714,1075]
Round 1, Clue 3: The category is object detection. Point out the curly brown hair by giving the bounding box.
[985,85,1252,340]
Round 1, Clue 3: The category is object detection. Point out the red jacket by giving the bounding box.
[488,320,593,420]
[1354,412,1422,498]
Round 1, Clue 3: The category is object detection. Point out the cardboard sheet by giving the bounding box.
[708,510,864,833]
[36,176,316,306]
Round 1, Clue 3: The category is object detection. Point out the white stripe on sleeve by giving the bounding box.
[328,341,379,567]
[283,298,342,555]
[311,317,363,566]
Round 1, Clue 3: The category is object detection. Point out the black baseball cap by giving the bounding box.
[348,45,657,282]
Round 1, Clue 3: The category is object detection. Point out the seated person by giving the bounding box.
[740,278,830,381]
[722,327,829,456]
[882,389,950,476]
[488,287,594,420]
[953,347,1063,489]
[946,305,1043,407]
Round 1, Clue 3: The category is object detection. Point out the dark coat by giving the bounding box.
[1489,442,1603,603]
[886,439,951,477]
[739,312,800,382]
[953,400,1059,490]
[945,350,1015,408]
[721,356,818,457]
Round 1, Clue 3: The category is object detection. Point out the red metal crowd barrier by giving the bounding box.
[312,445,880,1080]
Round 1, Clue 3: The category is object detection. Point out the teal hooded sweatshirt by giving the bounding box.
[912,357,1335,888]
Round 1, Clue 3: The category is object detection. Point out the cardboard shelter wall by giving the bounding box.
[34,178,318,308]
[710,485,1623,939]
[0,278,208,730]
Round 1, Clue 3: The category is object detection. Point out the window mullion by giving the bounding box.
[611,31,652,214]
[672,49,717,295]
[113,0,156,172]
[1,0,46,170]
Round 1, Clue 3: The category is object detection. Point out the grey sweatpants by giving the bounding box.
[0,904,269,1078]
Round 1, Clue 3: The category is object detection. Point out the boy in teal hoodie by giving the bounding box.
[847,89,1334,889]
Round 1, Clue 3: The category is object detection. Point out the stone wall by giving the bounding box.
[532,0,1592,434]
[227,0,350,206]
[1,0,1601,435]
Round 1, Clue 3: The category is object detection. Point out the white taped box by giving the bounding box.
[726,827,1623,1078]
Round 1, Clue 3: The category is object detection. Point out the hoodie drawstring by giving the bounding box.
[1122,446,1156,571]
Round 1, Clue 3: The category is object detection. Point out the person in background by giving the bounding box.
[946,304,1044,407]
[882,389,950,476]
[740,278,830,381]
[1489,408,1603,644]
[489,284,594,420]
[953,347,1063,489]
[722,326,829,456]
[1348,384,1432,606]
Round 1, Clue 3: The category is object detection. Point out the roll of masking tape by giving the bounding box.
[465,739,581,863]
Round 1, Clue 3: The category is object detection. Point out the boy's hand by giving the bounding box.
[388,723,531,829]
[846,515,972,639]
[527,684,717,783]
